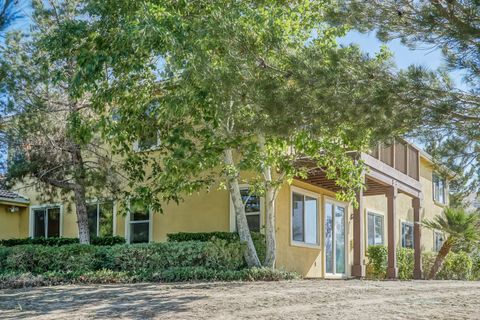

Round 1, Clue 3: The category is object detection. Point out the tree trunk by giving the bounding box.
[428,238,452,280]
[258,134,276,268]
[224,148,261,267]
[71,140,90,245]
[74,186,90,244]
[264,184,276,268]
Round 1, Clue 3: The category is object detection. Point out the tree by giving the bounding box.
[423,207,480,279]
[341,0,480,205]
[0,0,124,244]
[49,0,420,266]
[0,0,20,33]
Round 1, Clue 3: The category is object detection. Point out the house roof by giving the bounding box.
[0,188,30,205]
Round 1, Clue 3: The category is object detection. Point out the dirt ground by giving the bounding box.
[1,280,479,320]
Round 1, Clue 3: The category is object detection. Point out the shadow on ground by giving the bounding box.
[0,283,209,319]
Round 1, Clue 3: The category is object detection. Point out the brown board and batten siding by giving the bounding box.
[370,139,419,181]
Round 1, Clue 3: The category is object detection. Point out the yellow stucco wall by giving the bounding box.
[0,205,28,239]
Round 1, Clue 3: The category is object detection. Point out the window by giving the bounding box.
[230,186,262,232]
[434,231,444,252]
[133,103,161,152]
[32,206,61,238]
[87,201,114,237]
[134,130,160,151]
[128,200,151,243]
[292,190,318,245]
[433,174,447,204]
[240,188,261,232]
[401,221,414,248]
[367,212,384,246]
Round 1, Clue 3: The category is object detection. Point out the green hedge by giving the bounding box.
[0,267,299,289]
[366,245,476,280]
[0,238,298,288]
[167,232,266,263]
[0,236,125,247]
[0,239,245,274]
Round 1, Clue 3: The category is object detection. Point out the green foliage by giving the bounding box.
[423,251,474,281]
[0,236,125,247]
[342,0,480,196]
[423,207,480,249]
[90,236,126,246]
[367,245,476,280]
[0,267,298,289]
[397,248,414,280]
[0,241,246,275]
[0,240,297,288]
[50,0,418,214]
[366,245,387,279]
[366,246,413,280]
[472,251,480,281]
[167,232,240,243]
[167,232,266,263]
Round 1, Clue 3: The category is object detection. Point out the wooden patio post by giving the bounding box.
[412,197,423,279]
[386,185,398,279]
[352,185,365,278]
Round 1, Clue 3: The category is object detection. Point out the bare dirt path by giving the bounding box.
[1,280,479,320]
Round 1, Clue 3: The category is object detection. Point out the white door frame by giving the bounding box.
[323,197,348,279]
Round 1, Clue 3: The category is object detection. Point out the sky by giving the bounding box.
[338,30,464,89]
[339,30,445,70]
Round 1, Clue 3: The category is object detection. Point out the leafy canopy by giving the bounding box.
[44,0,420,211]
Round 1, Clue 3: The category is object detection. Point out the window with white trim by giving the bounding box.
[128,200,151,243]
[434,231,444,252]
[401,221,414,248]
[291,191,318,245]
[367,212,384,246]
[32,206,61,238]
[433,174,447,204]
[87,201,114,237]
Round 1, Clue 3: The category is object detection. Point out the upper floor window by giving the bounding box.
[134,130,160,152]
[433,174,447,204]
[87,201,114,237]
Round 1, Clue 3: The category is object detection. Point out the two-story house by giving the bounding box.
[0,139,449,279]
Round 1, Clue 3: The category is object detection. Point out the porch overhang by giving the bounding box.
[298,152,422,199]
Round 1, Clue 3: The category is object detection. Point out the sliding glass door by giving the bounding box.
[325,200,347,277]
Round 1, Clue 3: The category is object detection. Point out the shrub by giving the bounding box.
[0,241,245,275]
[472,251,480,281]
[90,236,126,246]
[397,248,414,280]
[167,231,266,263]
[167,232,239,242]
[437,251,473,280]
[367,245,476,280]
[366,245,387,279]
[0,267,299,289]
[0,236,125,247]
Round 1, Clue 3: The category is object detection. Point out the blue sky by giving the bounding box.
[339,30,446,70]
[339,30,467,91]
